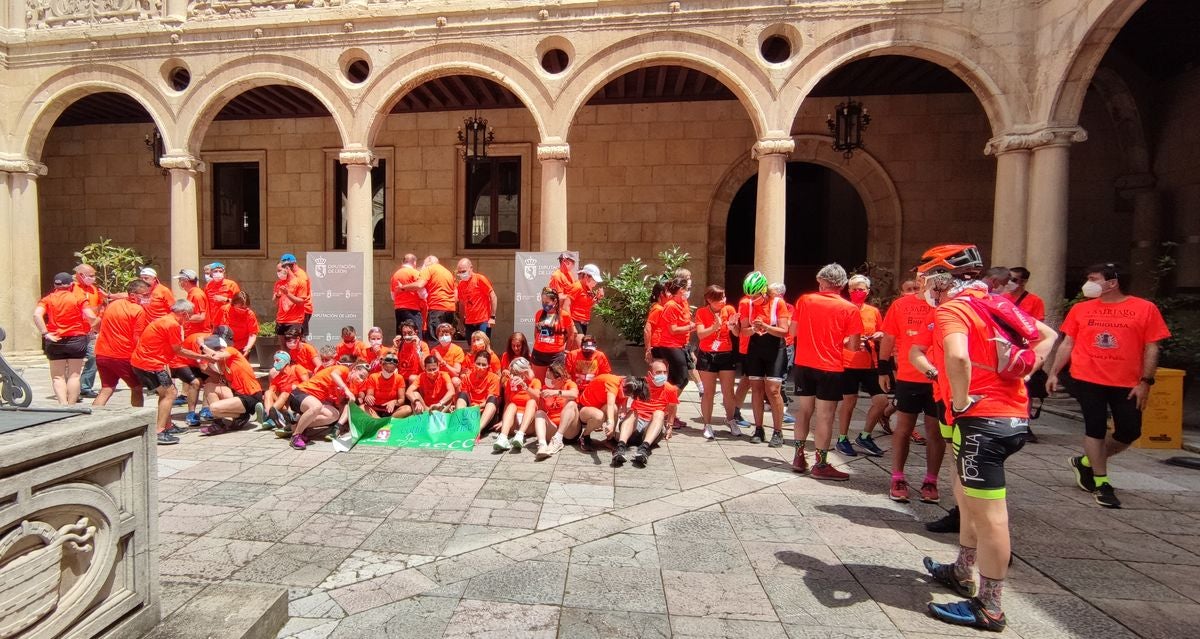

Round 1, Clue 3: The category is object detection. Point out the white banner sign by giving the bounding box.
[307,251,365,349]
[513,251,578,339]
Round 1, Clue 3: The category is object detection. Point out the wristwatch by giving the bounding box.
[1140,377,1156,386]
[924,367,939,381]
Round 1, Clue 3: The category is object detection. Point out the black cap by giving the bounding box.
[53,272,73,287]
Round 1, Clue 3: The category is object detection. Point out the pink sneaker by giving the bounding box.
[889,478,910,502]
[920,482,940,503]
[290,435,307,450]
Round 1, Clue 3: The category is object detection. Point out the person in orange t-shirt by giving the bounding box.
[282,327,320,371]
[577,373,629,451]
[566,264,605,349]
[139,268,175,321]
[363,352,410,418]
[93,279,150,407]
[390,254,425,336]
[612,363,678,468]
[531,362,579,460]
[694,285,740,438]
[1002,267,1046,321]
[416,256,457,341]
[224,292,259,354]
[457,350,502,431]
[407,356,455,412]
[499,332,531,374]
[175,269,209,336]
[455,258,497,338]
[335,326,369,363]
[204,262,240,330]
[130,300,214,444]
[278,253,313,335]
[835,274,889,458]
[201,344,265,435]
[564,336,612,388]
[392,320,430,382]
[530,288,574,379]
[1050,262,1170,509]
[467,331,502,375]
[431,322,466,382]
[262,350,309,429]
[736,273,791,446]
[494,357,541,452]
[787,264,862,480]
[289,362,366,450]
[34,272,99,405]
[362,326,393,372]
[652,277,694,391]
[274,262,308,336]
[642,282,668,365]
[547,252,577,305]
[71,263,105,398]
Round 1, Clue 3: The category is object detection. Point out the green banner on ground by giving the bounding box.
[334,404,482,452]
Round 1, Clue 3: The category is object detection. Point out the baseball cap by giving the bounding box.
[579,264,603,283]
[202,335,228,351]
[139,267,157,278]
[581,336,597,351]
[210,262,225,270]
[53,272,73,286]
[174,268,198,282]
[558,252,575,262]
[279,253,297,265]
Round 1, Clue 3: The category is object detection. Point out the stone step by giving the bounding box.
[143,583,287,639]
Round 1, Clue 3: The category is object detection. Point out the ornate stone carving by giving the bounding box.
[0,158,48,176]
[983,126,1088,155]
[26,0,160,29]
[536,143,571,163]
[189,0,339,19]
[751,138,795,159]
[0,518,95,639]
[159,154,206,172]
[338,148,376,166]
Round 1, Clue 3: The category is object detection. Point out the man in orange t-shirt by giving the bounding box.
[175,269,209,336]
[204,262,240,330]
[278,254,313,335]
[363,353,410,418]
[130,300,214,444]
[390,254,425,336]
[565,337,613,388]
[612,363,678,468]
[1002,267,1046,321]
[139,267,175,321]
[72,263,105,398]
[93,279,150,408]
[416,256,457,341]
[274,261,308,336]
[201,344,265,435]
[577,372,628,452]
[455,258,497,338]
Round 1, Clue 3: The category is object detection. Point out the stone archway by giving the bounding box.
[706,134,902,291]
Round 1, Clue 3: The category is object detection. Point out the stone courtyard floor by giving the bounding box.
[9,358,1200,638]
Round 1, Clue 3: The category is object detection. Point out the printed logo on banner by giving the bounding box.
[523,257,538,281]
[314,257,327,279]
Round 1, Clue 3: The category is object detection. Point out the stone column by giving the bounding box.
[537,143,570,252]
[339,148,375,327]
[1116,173,1161,295]
[1025,127,1087,326]
[0,171,11,348]
[1,159,47,351]
[752,138,794,283]
[163,0,188,24]
[161,155,203,294]
[984,135,1033,267]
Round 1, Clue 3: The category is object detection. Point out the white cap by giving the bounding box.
[139,267,158,278]
[579,264,603,283]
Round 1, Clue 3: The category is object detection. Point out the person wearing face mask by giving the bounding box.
[92,278,149,408]
[532,362,579,460]
[1001,267,1045,321]
[467,331,502,375]
[261,351,310,431]
[432,323,466,383]
[834,275,889,458]
[494,357,540,452]
[565,335,612,388]
[173,269,209,338]
[612,364,678,467]
[138,267,176,321]
[224,291,259,356]
[392,320,430,382]
[981,267,1010,294]
[530,288,574,380]
[456,258,497,338]
[204,262,240,330]
[278,254,314,335]
[457,350,502,433]
[548,252,578,315]
[407,355,455,414]
[71,263,105,399]
[362,327,392,371]
[274,260,309,337]
[287,360,367,450]
[915,244,1056,633]
[695,285,740,440]
[653,277,695,394]
[283,327,320,372]
[1049,263,1170,510]
[737,271,792,447]
[565,264,605,349]
[363,353,411,418]
[335,326,369,362]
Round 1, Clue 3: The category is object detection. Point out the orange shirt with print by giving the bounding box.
[880,294,936,384]
[457,273,495,325]
[633,382,679,419]
[696,304,736,353]
[566,281,598,323]
[275,276,307,325]
[532,311,572,354]
[39,289,91,337]
[220,347,262,395]
[131,314,183,371]
[395,340,430,380]
[433,342,466,376]
[364,371,405,404]
[505,376,541,406]
[413,371,454,404]
[390,265,423,310]
[225,306,259,351]
[183,286,209,335]
[736,296,791,354]
[539,380,578,422]
[565,349,613,387]
[933,289,1029,422]
[1060,296,1171,388]
[657,299,693,349]
[843,304,882,370]
[422,263,457,312]
[461,370,501,406]
[95,298,147,359]
[299,365,351,404]
[791,291,862,372]
[578,373,625,409]
[270,364,310,393]
[143,283,175,321]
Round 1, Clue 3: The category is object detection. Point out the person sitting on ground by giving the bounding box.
[363,352,411,418]
[335,325,369,362]
[287,359,365,450]
[565,335,613,388]
[362,326,392,371]
[201,336,265,436]
[176,324,233,427]
[260,351,309,430]
[494,357,540,452]
[577,372,631,451]
[431,322,466,384]
[612,364,679,468]
[532,362,579,461]
[315,344,338,371]
[499,332,531,372]
[392,319,430,381]
[467,331,502,374]
[283,327,319,371]
[407,355,455,414]
[457,350,502,433]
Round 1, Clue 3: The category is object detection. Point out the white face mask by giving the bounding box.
[439,335,452,345]
[277,271,287,281]
[923,289,939,308]
[651,373,668,387]
[82,276,96,286]
[457,272,470,281]
[403,334,417,342]
[1002,281,1018,293]
[211,272,225,281]
[369,338,383,347]
[1081,281,1104,299]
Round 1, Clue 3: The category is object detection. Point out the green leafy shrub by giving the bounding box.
[593,246,690,346]
[257,321,277,337]
[74,238,150,295]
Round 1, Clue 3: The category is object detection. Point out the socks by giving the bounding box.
[953,546,977,581]
[977,574,1005,614]
[1094,474,1111,487]
[1081,455,1092,468]
[923,473,938,485]
[815,449,829,465]
[838,435,848,442]
[892,471,905,482]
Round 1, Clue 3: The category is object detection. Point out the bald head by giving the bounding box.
[403,254,417,266]
[74,264,95,277]
[424,255,440,266]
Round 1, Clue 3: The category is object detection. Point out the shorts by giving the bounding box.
[133,366,173,392]
[1071,379,1142,444]
[793,366,842,402]
[96,355,138,390]
[651,346,689,387]
[530,349,565,368]
[288,389,314,413]
[275,323,303,337]
[742,335,787,381]
[457,392,501,410]
[170,366,207,385]
[44,334,88,360]
[573,320,588,335]
[696,350,738,373]
[841,368,884,397]
[235,391,264,415]
[893,380,938,418]
[464,322,492,338]
[952,416,1028,499]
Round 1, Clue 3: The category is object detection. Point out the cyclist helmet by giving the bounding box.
[742,271,768,296]
[915,244,983,277]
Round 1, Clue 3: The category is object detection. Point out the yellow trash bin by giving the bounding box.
[1134,367,1185,449]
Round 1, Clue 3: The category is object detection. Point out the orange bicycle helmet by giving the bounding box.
[915,244,983,276]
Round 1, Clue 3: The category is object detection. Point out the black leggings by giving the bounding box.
[651,347,689,390]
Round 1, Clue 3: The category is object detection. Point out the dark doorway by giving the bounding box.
[725,162,867,296]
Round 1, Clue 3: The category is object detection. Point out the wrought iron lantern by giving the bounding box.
[144,129,164,170]
[826,98,871,159]
[457,114,495,160]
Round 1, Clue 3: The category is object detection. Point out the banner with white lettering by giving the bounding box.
[514,251,577,340]
[307,252,365,349]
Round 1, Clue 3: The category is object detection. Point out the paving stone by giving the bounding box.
[742,542,856,580]
[442,523,530,555]
[557,608,670,638]
[318,550,437,590]
[671,616,792,639]
[282,513,385,548]
[183,481,277,508]
[317,489,407,518]
[562,564,666,613]
[159,579,208,618]
[463,558,568,605]
[1090,597,1198,639]
[441,599,560,638]
[207,508,312,542]
[760,575,894,628]
[327,595,459,639]
[158,502,241,535]
[359,519,456,555]
[159,536,274,581]
[1126,561,1200,603]
[657,536,751,574]
[1032,557,1190,602]
[651,510,735,538]
[249,485,344,513]
[348,471,426,493]
[859,582,1017,637]
[158,479,220,503]
[326,568,439,615]
[288,590,346,619]
[232,544,353,587]
[569,533,659,567]
[1002,591,1139,639]
[278,617,338,639]
[417,548,516,586]
[168,460,251,482]
[661,569,776,621]
[726,512,820,543]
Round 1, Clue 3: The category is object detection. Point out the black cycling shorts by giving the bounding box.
[1071,379,1142,444]
[236,391,264,415]
[793,366,842,402]
[133,366,173,392]
[893,380,938,418]
[841,367,884,397]
[696,350,738,373]
[952,416,1029,500]
[43,334,88,360]
[742,334,787,381]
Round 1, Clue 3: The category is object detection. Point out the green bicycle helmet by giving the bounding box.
[743,271,768,296]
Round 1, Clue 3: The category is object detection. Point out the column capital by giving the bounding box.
[984,126,1088,155]
[338,148,376,166]
[536,143,570,163]
[0,157,47,176]
[160,154,205,172]
[752,138,795,159]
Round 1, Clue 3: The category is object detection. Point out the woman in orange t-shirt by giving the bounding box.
[431,322,467,381]
[642,282,669,364]
[694,284,740,438]
[263,351,309,429]
[406,355,455,412]
[652,277,695,391]
[468,331,502,375]
[34,273,97,405]
[531,362,579,460]
[499,332,531,374]
[288,363,366,450]
[362,326,392,372]
[224,292,259,354]
[835,275,889,457]
[494,357,540,452]
[530,288,574,379]
[202,344,265,435]
[456,350,502,432]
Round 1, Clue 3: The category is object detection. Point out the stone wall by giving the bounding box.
[1156,66,1200,289]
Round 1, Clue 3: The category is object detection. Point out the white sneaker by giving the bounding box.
[536,438,563,460]
[702,424,715,440]
[493,436,511,452]
[727,419,743,437]
[511,436,524,451]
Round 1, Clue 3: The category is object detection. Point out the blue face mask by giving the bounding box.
[273,360,286,371]
[542,303,555,314]
[652,374,668,387]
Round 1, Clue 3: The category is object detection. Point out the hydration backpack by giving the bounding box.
[960,294,1040,381]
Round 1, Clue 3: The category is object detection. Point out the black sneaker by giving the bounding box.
[925,506,960,533]
[751,428,765,444]
[230,414,251,431]
[1094,483,1121,508]
[1070,456,1096,492]
[923,556,976,597]
[164,424,187,436]
[156,432,180,445]
[79,388,99,399]
[579,435,595,453]
[768,431,784,448]
[928,597,1006,632]
[632,443,650,466]
[611,443,627,467]
[269,407,288,427]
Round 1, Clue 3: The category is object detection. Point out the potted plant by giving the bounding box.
[593,246,689,376]
[74,237,150,295]
[255,321,280,369]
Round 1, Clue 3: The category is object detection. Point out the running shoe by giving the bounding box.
[768,431,784,448]
[274,427,292,439]
[253,402,267,428]
[855,433,884,457]
[791,447,808,474]
[492,435,511,453]
[511,436,524,452]
[1094,483,1121,508]
[927,598,1006,633]
[612,442,628,467]
[727,419,743,438]
[889,478,910,502]
[290,435,307,450]
[835,438,857,457]
[156,432,180,445]
[173,395,187,406]
[184,412,200,427]
[923,557,976,597]
[734,410,751,427]
[261,418,277,430]
[782,413,796,425]
[632,443,650,466]
[673,418,686,430]
[702,424,715,441]
[198,407,213,421]
[910,430,927,445]
[920,482,940,503]
[1069,455,1096,492]
[811,463,849,481]
[926,507,960,533]
[200,421,230,437]
[269,407,287,426]
[164,424,187,436]
[750,428,765,444]
[231,415,251,431]
[578,435,595,453]
[79,388,98,399]
[536,438,564,460]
